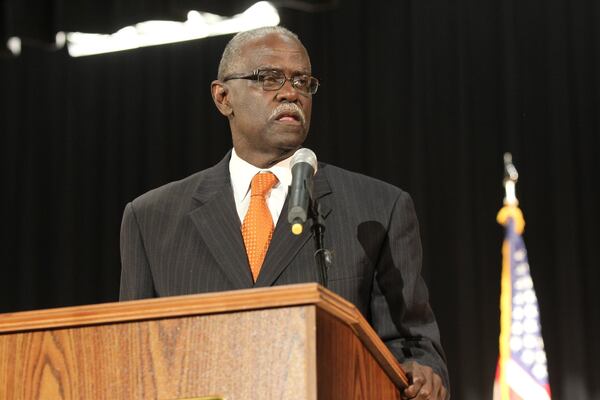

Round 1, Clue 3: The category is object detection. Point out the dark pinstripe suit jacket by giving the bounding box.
[119,152,449,386]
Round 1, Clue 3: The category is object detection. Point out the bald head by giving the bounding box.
[217,26,310,80]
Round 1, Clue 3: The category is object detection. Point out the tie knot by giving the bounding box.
[251,172,278,197]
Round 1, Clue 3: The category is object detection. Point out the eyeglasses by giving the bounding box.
[223,69,320,95]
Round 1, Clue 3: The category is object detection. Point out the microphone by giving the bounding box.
[288,148,318,235]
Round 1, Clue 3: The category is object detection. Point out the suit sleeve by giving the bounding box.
[369,191,450,390]
[119,202,156,300]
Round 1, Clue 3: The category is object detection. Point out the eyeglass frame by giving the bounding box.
[222,69,320,95]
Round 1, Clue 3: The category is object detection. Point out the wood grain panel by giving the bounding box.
[315,288,409,389]
[316,309,402,400]
[0,306,317,400]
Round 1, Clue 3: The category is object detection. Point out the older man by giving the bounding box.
[120,26,449,399]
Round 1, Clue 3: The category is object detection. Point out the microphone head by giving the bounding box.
[290,148,318,173]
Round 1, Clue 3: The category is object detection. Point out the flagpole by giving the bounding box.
[497,153,521,400]
[497,153,526,399]
[494,154,551,400]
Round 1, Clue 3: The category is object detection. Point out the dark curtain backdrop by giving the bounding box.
[1,1,599,399]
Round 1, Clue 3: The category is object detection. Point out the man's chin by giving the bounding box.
[270,128,308,148]
[264,142,305,166]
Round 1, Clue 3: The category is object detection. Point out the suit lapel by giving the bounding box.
[189,154,254,289]
[255,165,333,287]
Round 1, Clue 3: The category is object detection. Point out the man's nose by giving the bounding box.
[276,78,300,102]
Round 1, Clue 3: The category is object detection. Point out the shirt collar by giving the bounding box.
[229,148,293,203]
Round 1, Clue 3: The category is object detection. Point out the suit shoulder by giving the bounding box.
[131,171,199,206]
[320,163,408,199]
[129,160,226,213]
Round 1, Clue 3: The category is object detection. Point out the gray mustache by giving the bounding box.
[270,103,306,125]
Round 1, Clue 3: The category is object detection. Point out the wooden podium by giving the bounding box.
[0,283,407,399]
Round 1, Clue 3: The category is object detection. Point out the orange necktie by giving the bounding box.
[242,172,278,281]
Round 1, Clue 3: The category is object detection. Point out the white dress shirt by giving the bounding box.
[229,148,292,225]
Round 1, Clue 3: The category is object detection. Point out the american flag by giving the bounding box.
[493,206,551,400]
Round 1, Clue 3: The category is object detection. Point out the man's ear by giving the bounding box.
[211,80,233,117]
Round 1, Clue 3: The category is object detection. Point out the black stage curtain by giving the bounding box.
[1,1,598,399]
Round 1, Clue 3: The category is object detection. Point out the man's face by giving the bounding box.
[218,33,313,166]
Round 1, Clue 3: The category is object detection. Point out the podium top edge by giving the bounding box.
[0,283,352,333]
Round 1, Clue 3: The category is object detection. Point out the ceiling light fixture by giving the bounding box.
[64,1,279,57]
